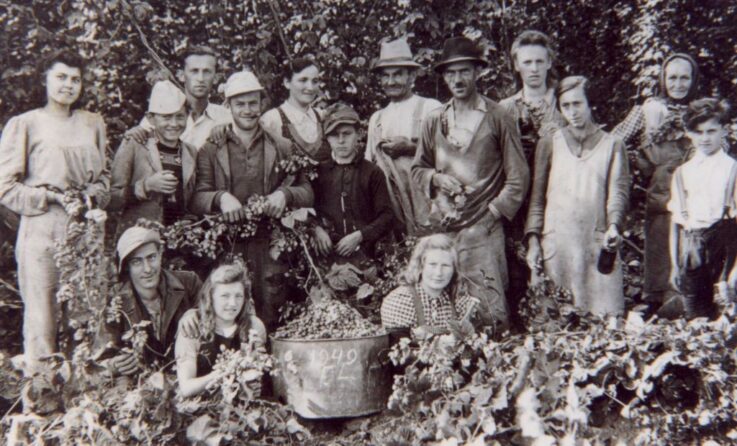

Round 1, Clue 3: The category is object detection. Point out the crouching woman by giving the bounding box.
[380,234,478,338]
[175,262,266,397]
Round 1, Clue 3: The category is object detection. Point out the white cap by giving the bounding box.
[148,80,186,114]
[223,71,264,99]
[116,226,161,273]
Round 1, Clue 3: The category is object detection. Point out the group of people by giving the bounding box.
[0,28,735,400]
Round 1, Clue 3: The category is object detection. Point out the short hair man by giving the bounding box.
[412,37,530,330]
[498,30,566,326]
[128,45,232,150]
[668,98,737,319]
[312,103,394,263]
[191,71,314,330]
[96,226,201,376]
[499,30,565,161]
[366,38,442,235]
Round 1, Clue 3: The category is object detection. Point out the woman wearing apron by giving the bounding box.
[612,53,699,306]
[261,58,331,163]
[0,49,109,375]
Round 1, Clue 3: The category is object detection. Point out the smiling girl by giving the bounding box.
[380,234,478,336]
[260,58,331,162]
[175,262,266,398]
[0,49,109,376]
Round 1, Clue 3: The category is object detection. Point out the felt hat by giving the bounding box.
[148,80,186,114]
[223,71,264,99]
[323,103,360,136]
[116,226,161,273]
[433,36,488,72]
[372,38,423,71]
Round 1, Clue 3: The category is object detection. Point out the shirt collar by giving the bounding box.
[445,93,487,113]
[225,124,264,147]
[692,148,727,164]
[563,121,601,144]
[330,151,361,166]
[415,283,450,303]
[281,100,317,122]
[513,87,556,108]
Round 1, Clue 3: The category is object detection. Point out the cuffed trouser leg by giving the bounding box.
[16,207,67,374]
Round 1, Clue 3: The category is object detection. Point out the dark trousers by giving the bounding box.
[678,219,737,319]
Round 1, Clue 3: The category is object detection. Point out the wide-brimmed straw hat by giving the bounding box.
[372,38,423,71]
[433,36,488,72]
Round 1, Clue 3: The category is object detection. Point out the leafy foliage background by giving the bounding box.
[2,0,736,149]
[2,1,737,444]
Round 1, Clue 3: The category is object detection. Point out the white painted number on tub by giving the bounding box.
[312,347,359,387]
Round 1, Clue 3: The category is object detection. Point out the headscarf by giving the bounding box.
[659,53,699,104]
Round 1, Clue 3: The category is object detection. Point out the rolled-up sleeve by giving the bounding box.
[411,112,440,199]
[524,136,553,237]
[606,137,631,229]
[0,115,49,215]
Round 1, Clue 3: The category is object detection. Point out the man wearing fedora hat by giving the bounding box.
[498,30,565,328]
[95,226,201,376]
[191,71,313,330]
[412,36,529,330]
[366,37,441,236]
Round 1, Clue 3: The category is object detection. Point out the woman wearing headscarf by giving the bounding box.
[612,53,699,305]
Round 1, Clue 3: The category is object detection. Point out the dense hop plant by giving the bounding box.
[2,1,737,444]
[381,287,737,445]
[2,1,736,149]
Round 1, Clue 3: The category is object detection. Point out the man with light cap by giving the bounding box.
[191,71,313,330]
[366,37,441,236]
[95,226,201,375]
[412,36,529,330]
[126,45,231,150]
[312,103,394,263]
[110,80,198,233]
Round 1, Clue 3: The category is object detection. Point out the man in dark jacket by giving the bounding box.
[97,226,201,375]
[312,103,394,264]
[191,71,313,330]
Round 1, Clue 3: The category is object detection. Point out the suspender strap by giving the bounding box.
[277,106,291,139]
[674,167,689,222]
[409,286,459,327]
[409,286,426,327]
[722,162,737,218]
[410,97,425,140]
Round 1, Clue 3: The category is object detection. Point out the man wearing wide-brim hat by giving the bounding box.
[412,36,530,330]
[190,71,314,331]
[366,37,441,236]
